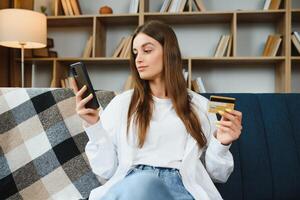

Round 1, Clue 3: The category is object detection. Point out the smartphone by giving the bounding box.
[70,62,100,109]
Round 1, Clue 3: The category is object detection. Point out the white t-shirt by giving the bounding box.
[131,95,188,169]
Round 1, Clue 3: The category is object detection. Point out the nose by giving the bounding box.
[135,53,143,63]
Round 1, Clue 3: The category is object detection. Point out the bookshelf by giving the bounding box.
[291,1,300,92]
[14,0,299,92]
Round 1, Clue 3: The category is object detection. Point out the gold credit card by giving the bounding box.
[208,95,236,113]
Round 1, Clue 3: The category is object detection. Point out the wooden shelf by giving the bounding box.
[96,14,139,25]
[191,57,285,65]
[57,57,130,65]
[11,0,295,92]
[144,12,233,24]
[237,10,285,23]
[47,15,94,27]
[291,57,300,63]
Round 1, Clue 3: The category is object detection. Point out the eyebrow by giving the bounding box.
[133,42,155,50]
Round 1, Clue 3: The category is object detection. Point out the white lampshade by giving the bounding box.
[0,8,47,49]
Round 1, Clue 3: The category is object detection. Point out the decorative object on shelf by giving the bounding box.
[0,9,47,87]
[40,5,47,15]
[99,5,113,14]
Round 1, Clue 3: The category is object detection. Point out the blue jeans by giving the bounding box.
[101,165,194,200]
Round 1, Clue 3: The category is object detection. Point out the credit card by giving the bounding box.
[208,95,236,113]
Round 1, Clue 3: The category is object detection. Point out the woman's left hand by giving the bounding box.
[215,109,243,145]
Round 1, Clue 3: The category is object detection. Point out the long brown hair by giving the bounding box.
[127,20,207,149]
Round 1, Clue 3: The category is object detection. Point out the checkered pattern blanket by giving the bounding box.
[0,88,115,200]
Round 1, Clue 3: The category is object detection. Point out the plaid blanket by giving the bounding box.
[0,88,115,200]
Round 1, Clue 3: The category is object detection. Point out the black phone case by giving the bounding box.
[70,62,100,109]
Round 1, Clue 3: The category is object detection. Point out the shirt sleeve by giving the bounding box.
[84,95,121,180]
[198,95,234,183]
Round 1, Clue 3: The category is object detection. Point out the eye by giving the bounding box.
[144,49,152,53]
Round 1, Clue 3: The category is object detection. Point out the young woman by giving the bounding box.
[73,20,242,200]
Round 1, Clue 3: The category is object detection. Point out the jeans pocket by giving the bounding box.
[125,168,136,177]
[174,169,182,180]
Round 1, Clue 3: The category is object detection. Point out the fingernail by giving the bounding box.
[225,108,232,112]
[89,93,93,97]
[216,121,220,124]
[218,110,225,115]
[216,124,221,128]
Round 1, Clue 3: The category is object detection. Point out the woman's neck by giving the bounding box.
[149,78,168,99]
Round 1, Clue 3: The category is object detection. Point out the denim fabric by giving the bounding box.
[101,171,174,200]
[126,165,194,200]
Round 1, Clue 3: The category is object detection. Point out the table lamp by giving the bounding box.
[0,9,47,87]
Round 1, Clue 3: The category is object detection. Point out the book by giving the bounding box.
[191,79,200,93]
[61,0,69,15]
[262,35,273,56]
[112,37,127,57]
[263,0,271,10]
[291,34,300,54]
[294,31,300,42]
[268,0,281,10]
[61,79,66,88]
[226,35,232,57]
[193,0,206,11]
[65,0,74,15]
[196,77,206,93]
[178,0,188,12]
[214,35,225,57]
[82,35,93,58]
[70,0,81,15]
[269,36,281,56]
[168,0,180,13]
[262,35,281,56]
[120,36,132,58]
[160,0,172,13]
[214,35,230,57]
[124,36,133,58]
[129,0,139,13]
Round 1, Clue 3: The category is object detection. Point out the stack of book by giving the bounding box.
[291,31,300,55]
[112,36,133,58]
[263,0,282,10]
[160,0,205,13]
[262,34,282,56]
[129,0,139,13]
[25,38,57,58]
[56,0,82,16]
[214,35,232,57]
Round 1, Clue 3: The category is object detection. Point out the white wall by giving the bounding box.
[32,0,300,93]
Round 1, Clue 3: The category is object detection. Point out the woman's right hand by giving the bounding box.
[70,78,100,125]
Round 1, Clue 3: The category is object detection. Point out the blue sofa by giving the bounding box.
[1,88,299,199]
[202,94,300,200]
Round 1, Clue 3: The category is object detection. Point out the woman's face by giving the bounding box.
[132,33,163,81]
